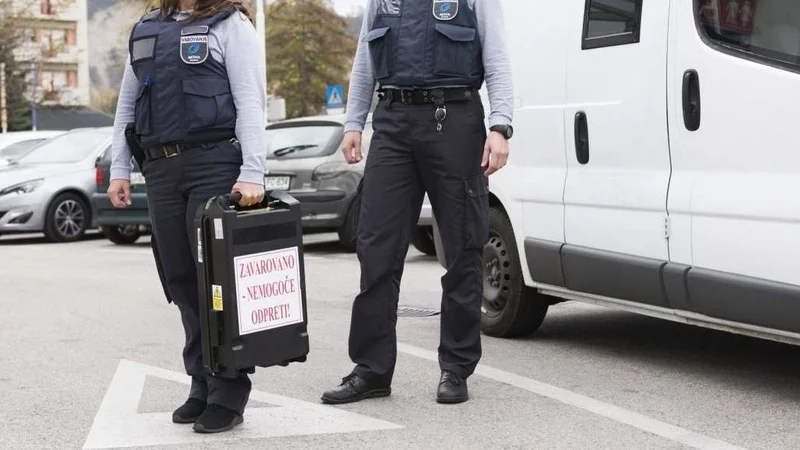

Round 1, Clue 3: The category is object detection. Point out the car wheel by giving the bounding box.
[102,225,142,245]
[43,193,90,242]
[338,194,360,252]
[411,226,436,256]
[481,205,550,338]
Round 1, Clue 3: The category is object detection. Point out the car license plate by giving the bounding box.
[264,175,290,191]
[130,172,146,185]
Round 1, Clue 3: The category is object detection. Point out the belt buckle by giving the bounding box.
[162,144,180,158]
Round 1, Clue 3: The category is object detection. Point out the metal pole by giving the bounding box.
[0,62,7,133]
[31,61,39,131]
[256,0,268,125]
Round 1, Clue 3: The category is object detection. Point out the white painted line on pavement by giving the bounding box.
[83,359,402,449]
[397,343,747,450]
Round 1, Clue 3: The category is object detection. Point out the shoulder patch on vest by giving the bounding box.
[180,35,209,64]
[432,0,458,20]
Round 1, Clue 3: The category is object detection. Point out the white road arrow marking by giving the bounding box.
[83,359,402,449]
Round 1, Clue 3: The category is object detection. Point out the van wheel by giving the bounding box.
[43,193,89,242]
[102,225,141,245]
[481,205,549,338]
[411,226,436,256]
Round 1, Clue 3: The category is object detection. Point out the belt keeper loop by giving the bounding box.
[433,89,445,107]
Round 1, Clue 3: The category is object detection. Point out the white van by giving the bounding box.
[432,0,800,345]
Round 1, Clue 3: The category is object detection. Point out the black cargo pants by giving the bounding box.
[141,139,252,415]
[349,91,489,384]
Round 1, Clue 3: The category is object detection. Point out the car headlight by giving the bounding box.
[312,162,351,181]
[0,179,44,196]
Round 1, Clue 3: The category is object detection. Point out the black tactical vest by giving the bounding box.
[127,7,240,149]
[365,0,484,89]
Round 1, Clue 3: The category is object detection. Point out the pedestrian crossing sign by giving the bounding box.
[326,84,345,109]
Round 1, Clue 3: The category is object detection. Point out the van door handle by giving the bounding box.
[574,111,589,164]
[682,69,701,131]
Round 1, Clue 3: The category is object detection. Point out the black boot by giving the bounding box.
[172,398,206,424]
[436,370,468,404]
[321,373,391,405]
[192,404,243,433]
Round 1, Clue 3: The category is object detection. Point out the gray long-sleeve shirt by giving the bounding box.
[110,9,267,185]
[344,0,514,133]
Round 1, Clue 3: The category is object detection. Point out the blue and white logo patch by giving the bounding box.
[433,0,458,20]
[180,35,208,64]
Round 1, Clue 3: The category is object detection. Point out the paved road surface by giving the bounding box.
[2,232,800,449]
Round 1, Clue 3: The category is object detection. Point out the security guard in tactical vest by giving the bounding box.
[107,0,267,433]
[321,0,514,405]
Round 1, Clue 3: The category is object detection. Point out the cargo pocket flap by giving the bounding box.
[365,26,390,42]
[464,176,488,197]
[182,77,231,97]
[435,23,476,42]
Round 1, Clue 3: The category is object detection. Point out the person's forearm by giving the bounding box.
[110,61,137,181]
[475,0,514,127]
[344,4,377,134]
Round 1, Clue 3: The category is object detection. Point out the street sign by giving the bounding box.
[326,84,345,109]
[83,359,402,449]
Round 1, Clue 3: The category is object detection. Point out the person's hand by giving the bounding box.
[482,131,510,176]
[340,131,363,164]
[107,179,131,208]
[232,181,265,207]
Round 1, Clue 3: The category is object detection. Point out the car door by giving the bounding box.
[561,0,673,307]
[666,0,800,330]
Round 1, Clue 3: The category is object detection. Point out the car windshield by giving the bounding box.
[16,129,111,164]
[265,123,341,160]
[0,139,46,160]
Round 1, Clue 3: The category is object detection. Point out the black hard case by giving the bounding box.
[194,190,309,379]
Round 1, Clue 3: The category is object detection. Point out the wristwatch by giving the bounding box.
[490,124,514,140]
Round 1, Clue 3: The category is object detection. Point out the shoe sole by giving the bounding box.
[172,415,200,424]
[192,414,244,433]
[320,387,391,405]
[436,395,468,404]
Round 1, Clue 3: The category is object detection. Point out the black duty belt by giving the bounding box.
[143,138,239,161]
[381,87,478,105]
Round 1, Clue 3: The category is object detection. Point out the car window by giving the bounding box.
[265,123,342,160]
[0,139,45,160]
[696,0,800,72]
[582,0,643,49]
[16,129,111,164]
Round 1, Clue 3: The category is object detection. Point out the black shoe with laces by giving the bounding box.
[320,373,391,405]
[192,404,243,433]
[437,370,468,404]
[172,398,206,424]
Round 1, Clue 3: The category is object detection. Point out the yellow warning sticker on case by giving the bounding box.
[212,285,223,311]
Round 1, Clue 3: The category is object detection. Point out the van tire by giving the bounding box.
[102,225,141,245]
[481,205,549,338]
[411,226,437,256]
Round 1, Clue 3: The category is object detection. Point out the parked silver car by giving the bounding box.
[265,114,434,252]
[0,127,112,241]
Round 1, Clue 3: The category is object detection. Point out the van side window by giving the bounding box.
[582,0,643,50]
[696,0,800,72]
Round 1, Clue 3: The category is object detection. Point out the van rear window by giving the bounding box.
[582,0,643,49]
[696,0,800,71]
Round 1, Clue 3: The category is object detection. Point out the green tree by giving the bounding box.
[0,16,33,131]
[265,0,357,118]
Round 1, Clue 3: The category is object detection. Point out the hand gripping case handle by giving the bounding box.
[218,190,299,210]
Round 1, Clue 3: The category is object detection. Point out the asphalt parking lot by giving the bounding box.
[2,232,800,450]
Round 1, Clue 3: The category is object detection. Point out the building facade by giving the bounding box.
[7,0,90,107]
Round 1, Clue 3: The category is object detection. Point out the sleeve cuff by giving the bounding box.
[344,122,365,133]
[237,169,265,185]
[109,168,131,181]
[488,115,511,128]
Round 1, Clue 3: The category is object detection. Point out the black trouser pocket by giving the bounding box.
[463,175,489,249]
[134,82,152,135]
[366,26,392,80]
[434,23,477,77]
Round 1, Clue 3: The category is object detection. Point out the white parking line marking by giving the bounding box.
[397,343,746,450]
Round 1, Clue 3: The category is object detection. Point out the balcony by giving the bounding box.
[12,41,81,65]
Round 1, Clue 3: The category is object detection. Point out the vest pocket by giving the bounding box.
[365,26,392,79]
[134,81,152,136]
[433,23,476,78]
[182,77,236,132]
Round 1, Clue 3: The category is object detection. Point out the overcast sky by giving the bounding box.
[331,0,366,15]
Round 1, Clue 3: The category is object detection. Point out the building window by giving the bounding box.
[68,70,78,88]
[696,0,800,72]
[40,0,53,15]
[581,0,643,50]
[66,29,76,45]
